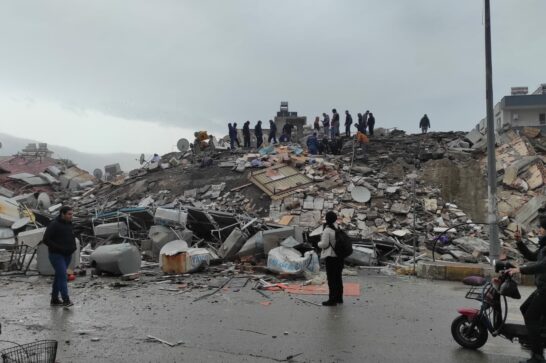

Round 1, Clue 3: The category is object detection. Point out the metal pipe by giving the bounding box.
[484,0,500,262]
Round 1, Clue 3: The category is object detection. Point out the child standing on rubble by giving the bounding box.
[318,211,344,306]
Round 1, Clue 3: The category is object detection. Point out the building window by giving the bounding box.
[540,113,546,125]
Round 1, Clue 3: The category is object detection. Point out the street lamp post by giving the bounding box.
[484,0,500,262]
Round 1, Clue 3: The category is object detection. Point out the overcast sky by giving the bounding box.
[1,0,545,155]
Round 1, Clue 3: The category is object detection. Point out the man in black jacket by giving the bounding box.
[509,216,546,363]
[367,113,376,136]
[268,120,277,145]
[344,110,353,137]
[242,121,251,148]
[255,120,263,148]
[43,206,76,307]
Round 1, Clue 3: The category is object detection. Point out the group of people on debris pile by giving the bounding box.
[228,120,295,150]
[227,111,432,155]
[313,109,376,139]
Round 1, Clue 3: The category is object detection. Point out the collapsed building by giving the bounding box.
[1,126,545,287]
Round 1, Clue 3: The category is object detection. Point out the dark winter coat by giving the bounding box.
[269,122,277,136]
[42,216,77,256]
[518,236,546,290]
[255,123,263,137]
[419,115,431,129]
[243,123,250,137]
[345,114,353,127]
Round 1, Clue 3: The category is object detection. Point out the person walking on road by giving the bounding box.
[255,120,263,149]
[268,120,277,145]
[318,211,344,306]
[344,110,353,137]
[508,217,546,363]
[419,114,431,134]
[367,112,375,136]
[43,206,76,307]
[322,113,330,139]
[243,121,251,148]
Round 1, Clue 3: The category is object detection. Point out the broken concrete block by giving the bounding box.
[390,202,411,215]
[453,237,489,254]
[423,198,438,212]
[149,225,179,258]
[17,227,46,248]
[90,243,141,275]
[218,228,246,260]
[515,195,546,230]
[449,249,477,263]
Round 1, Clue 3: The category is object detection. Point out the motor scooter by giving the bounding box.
[451,260,546,349]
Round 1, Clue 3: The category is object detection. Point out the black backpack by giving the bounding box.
[329,227,353,258]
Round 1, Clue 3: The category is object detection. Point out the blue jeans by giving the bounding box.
[48,252,71,300]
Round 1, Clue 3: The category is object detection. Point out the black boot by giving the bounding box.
[322,300,337,306]
[50,297,63,307]
[62,298,74,307]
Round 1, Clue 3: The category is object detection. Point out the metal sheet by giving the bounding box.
[248,165,313,200]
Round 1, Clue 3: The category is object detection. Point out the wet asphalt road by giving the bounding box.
[0,270,533,362]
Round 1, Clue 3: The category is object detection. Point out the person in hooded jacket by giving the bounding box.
[344,110,353,137]
[255,120,263,148]
[268,120,277,145]
[306,132,319,155]
[509,216,546,363]
[317,211,344,306]
[43,206,76,307]
[243,121,251,148]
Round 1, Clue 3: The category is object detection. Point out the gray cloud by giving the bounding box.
[1,0,545,140]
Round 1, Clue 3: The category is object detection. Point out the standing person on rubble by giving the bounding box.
[314,116,321,133]
[344,110,353,137]
[356,113,363,133]
[268,120,277,145]
[331,109,340,138]
[255,120,263,148]
[318,211,344,306]
[322,113,330,139]
[362,110,369,134]
[419,114,431,134]
[42,206,76,307]
[367,112,375,136]
[282,122,293,142]
[243,121,251,148]
[232,122,241,148]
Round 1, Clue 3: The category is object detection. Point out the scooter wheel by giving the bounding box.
[451,315,488,349]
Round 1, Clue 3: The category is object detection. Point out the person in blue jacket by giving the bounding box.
[307,132,319,155]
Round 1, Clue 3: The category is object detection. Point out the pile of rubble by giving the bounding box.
[1,126,546,285]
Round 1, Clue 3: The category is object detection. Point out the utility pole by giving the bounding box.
[484,0,499,262]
